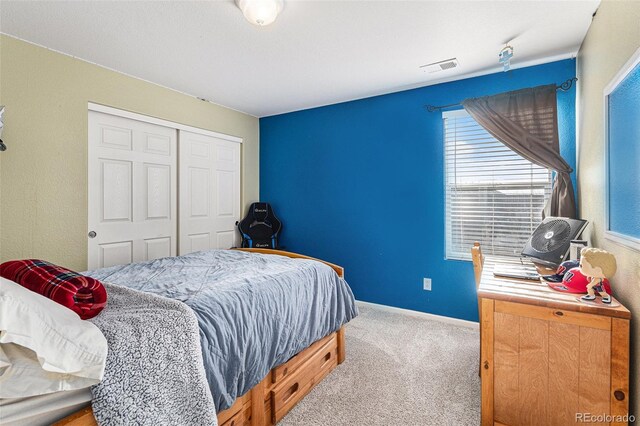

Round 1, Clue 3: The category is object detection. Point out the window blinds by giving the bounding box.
[444,109,552,260]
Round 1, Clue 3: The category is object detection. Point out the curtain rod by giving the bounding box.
[423,77,578,113]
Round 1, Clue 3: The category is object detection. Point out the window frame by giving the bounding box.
[442,109,552,261]
[603,46,640,252]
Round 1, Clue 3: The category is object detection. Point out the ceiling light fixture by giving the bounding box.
[235,0,284,26]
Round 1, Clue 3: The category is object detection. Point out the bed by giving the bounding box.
[0,389,93,425]
[35,248,356,426]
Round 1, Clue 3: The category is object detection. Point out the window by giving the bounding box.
[444,109,552,260]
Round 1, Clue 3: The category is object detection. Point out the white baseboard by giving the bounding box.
[355,300,479,329]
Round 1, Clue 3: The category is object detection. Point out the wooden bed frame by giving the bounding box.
[55,248,347,426]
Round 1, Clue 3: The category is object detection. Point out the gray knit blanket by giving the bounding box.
[89,283,217,426]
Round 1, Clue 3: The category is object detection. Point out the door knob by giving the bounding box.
[88,231,97,238]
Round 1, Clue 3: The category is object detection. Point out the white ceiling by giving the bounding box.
[0,0,599,117]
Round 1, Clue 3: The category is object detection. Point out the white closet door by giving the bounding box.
[179,131,241,255]
[88,111,177,269]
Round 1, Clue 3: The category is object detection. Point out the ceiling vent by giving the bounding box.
[420,58,459,73]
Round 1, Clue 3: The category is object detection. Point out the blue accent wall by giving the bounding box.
[260,60,577,322]
[607,60,640,239]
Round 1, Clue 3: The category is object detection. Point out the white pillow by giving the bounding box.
[0,277,108,397]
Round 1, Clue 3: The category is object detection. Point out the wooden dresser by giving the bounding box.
[478,263,631,426]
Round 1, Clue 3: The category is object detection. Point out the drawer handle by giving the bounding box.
[283,382,300,404]
[554,311,564,317]
[614,390,626,401]
[483,361,489,370]
[321,352,332,366]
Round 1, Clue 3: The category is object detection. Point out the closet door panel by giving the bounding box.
[189,168,211,218]
[212,139,241,249]
[216,230,236,250]
[100,241,133,267]
[179,131,241,255]
[101,159,133,222]
[88,111,177,269]
[144,164,171,217]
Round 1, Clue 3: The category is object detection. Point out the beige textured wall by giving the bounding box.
[577,0,640,415]
[0,35,259,271]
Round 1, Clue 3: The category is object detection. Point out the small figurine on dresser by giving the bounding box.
[579,248,617,304]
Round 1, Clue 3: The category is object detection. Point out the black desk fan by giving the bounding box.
[521,217,588,267]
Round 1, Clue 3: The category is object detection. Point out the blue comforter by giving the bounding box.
[85,249,358,410]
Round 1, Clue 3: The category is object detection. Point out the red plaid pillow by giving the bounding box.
[0,260,107,319]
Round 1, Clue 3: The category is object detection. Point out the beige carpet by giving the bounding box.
[279,303,481,426]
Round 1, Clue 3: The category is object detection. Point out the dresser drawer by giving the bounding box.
[270,337,338,423]
[495,300,611,330]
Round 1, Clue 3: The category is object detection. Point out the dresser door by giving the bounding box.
[483,300,629,426]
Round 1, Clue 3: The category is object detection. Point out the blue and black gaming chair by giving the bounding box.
[236,202,282,249]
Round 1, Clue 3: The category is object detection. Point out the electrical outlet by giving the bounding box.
[423,278,432,291]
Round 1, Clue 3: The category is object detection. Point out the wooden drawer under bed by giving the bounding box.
[270,333,338,423]
[218,328,343,426]
[220,403,252,426]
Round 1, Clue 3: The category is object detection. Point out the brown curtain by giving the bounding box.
[461,84,576,219]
